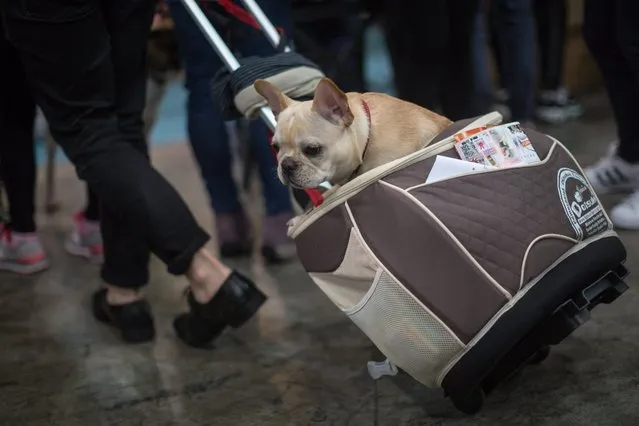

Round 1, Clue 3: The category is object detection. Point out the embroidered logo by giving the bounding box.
[557,167,610,240]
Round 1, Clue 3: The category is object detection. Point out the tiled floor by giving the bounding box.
[2,91,639,425]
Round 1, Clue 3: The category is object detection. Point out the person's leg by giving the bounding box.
[473,1,494,115]
[65,185,104,263]
[0,17,48,274]
[490,0,536,124]
[534,0,582,123]
[582,0,639,229]
[168,1,252,258]
[84,187,100,222]
[231,0,297,262]
[535,0,565,91]
[382,0,448,112]
[169,0,296,263]
[441,0,483,119]
[583,0,638,166]
[384,0,482,119]
[2,1,200,275]
[1,0,266,346]
[485,0,510,118]
[82,0,158,343]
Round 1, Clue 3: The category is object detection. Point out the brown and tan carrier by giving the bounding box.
[178,0,630,414]
[288,112,629,414]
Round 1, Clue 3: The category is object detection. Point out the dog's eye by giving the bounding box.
[271,142,280,153]
[303,145,322,156]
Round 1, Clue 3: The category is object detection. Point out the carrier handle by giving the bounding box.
[234,0,292,52]
[180,0,277,130]
[179,0,325,207]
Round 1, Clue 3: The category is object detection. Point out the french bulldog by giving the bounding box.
[254,77,451,190]
[254,77,452,233]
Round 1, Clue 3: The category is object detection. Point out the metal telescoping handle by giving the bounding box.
[237,0,291,53]
[180,0,277,131]
[181,0,331,196]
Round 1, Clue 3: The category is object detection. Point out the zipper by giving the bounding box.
[289,112,504,238]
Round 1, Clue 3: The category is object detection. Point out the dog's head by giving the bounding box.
[254,77,362,189]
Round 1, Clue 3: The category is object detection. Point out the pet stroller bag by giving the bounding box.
[179,0,630,415]
[288,112,629,414]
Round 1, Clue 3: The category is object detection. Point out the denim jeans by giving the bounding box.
[168,0,293,217]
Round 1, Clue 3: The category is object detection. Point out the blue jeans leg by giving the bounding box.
[248,120,291,216]
[169,0,293,217]
[232,0,294,217]
[169,2,240,214]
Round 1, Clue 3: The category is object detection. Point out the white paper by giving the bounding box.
[425,155,497,184]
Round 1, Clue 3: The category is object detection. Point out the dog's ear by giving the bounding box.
[254,79,292,119]
[312,78,354,126]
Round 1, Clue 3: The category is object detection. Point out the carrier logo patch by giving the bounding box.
[557,167,610,240]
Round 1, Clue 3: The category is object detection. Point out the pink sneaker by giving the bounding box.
[64,212,104,264]
[0,226,50,275]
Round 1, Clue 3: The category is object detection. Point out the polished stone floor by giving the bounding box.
[2,93,639,426]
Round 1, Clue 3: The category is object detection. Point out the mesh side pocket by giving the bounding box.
[347,271,464,387]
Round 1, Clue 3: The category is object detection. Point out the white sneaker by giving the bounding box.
[584,143,639,195]
[610,191,639,230]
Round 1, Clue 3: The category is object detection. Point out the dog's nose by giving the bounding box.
[281,158,298,174]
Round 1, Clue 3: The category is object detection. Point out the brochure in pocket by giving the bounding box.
[453,122,540,167]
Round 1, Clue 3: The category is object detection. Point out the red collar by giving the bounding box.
[348,99,372,180]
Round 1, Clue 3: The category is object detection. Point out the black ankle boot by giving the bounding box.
[92,289,156,343]
[173,270,267,348]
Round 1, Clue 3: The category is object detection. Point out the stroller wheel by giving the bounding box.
[450,387,484,415]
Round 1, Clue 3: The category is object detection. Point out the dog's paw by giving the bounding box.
[286,216,304,238]
[287,216,302,229]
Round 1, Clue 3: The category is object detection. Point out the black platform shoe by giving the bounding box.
[92,289,156,343]
[173,270,267,348]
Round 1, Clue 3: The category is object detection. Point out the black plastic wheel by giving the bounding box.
[450,388,485,415]
[528,346,550,365]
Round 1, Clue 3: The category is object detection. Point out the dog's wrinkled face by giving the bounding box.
[254,78,359,189]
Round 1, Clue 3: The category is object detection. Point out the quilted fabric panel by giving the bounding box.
[408,144,597,294]
[295,205,352,273]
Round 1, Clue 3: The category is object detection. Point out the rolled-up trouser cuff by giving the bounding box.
[100,266,149,289]
[167,228,210,276]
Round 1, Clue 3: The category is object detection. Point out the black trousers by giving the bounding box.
[382,0,482,121]
[0,0,209,286]
[0,18,99,232]
[488,0,535,122]
[583,0,639,163]
[535,0,567,91]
